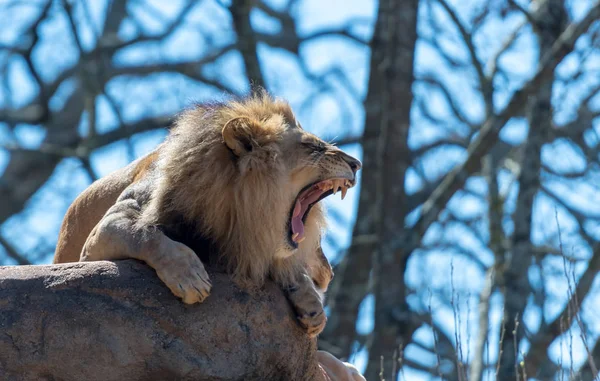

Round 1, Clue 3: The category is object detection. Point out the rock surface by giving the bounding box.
[0,260,322,381]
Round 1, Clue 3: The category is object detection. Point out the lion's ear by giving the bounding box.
[222,117,256,156]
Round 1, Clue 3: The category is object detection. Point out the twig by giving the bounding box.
[450,259,467,381]
[230,0,265,88]
[556,209,599,379]
[428,288,444,379]
[513,313,520,381]
[436,0,492,110]
[496,306,506,378]
[470,268,494,381]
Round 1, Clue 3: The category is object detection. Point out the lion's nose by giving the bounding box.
[342,154,361,174]
[330,147,362,174]
[347,157,361,173]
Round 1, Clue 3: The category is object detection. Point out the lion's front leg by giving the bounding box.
[80,197,212,304]
[285,273,327,338]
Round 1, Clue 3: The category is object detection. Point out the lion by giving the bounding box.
[53,90,361,340]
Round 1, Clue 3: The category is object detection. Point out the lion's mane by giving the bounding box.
[143,93,326,288]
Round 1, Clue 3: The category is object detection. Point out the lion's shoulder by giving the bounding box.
[53,151,160,264]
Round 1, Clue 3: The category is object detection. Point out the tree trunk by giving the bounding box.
[323,1,418,380]
[497,1,566,379]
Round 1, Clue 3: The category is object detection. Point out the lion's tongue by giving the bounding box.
[291,187,325,243]
[291,202,305,241]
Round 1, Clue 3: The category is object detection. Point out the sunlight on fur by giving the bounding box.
[142,90,360,289]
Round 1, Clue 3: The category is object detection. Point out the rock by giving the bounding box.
[0,260,323,381]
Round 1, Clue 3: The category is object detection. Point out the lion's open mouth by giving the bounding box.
[288,178,354,248]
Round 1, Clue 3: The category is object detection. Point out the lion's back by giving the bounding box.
[53,151,159,264]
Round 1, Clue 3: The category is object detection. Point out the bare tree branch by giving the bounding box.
[230,0,266,88]
[388,2,600,257]
[531,242,600,376]
[0,234,31,265]
[436,0,493,112]
[497,3,567,378]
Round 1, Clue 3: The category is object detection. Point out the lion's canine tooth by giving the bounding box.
[292,233,299,241]
[341,186,348,200]
[298,236,306,243]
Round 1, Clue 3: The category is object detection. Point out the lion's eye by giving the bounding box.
[301,141,326,151]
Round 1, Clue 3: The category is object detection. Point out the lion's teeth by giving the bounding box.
[292,233,299,241]
[341,186,347,200]
[298,236,306,243]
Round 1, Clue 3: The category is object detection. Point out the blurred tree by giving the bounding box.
[1,0,600,380]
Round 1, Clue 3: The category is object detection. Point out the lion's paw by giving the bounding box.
[287,283,327,337]
[296,306,327,338]
[154,240,212,304]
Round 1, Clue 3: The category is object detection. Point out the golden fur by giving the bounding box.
[139,91,358,289]
[144,97,319,287]
[54,90,360,337]
[53,90,365,379]
[54,152,160,265]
